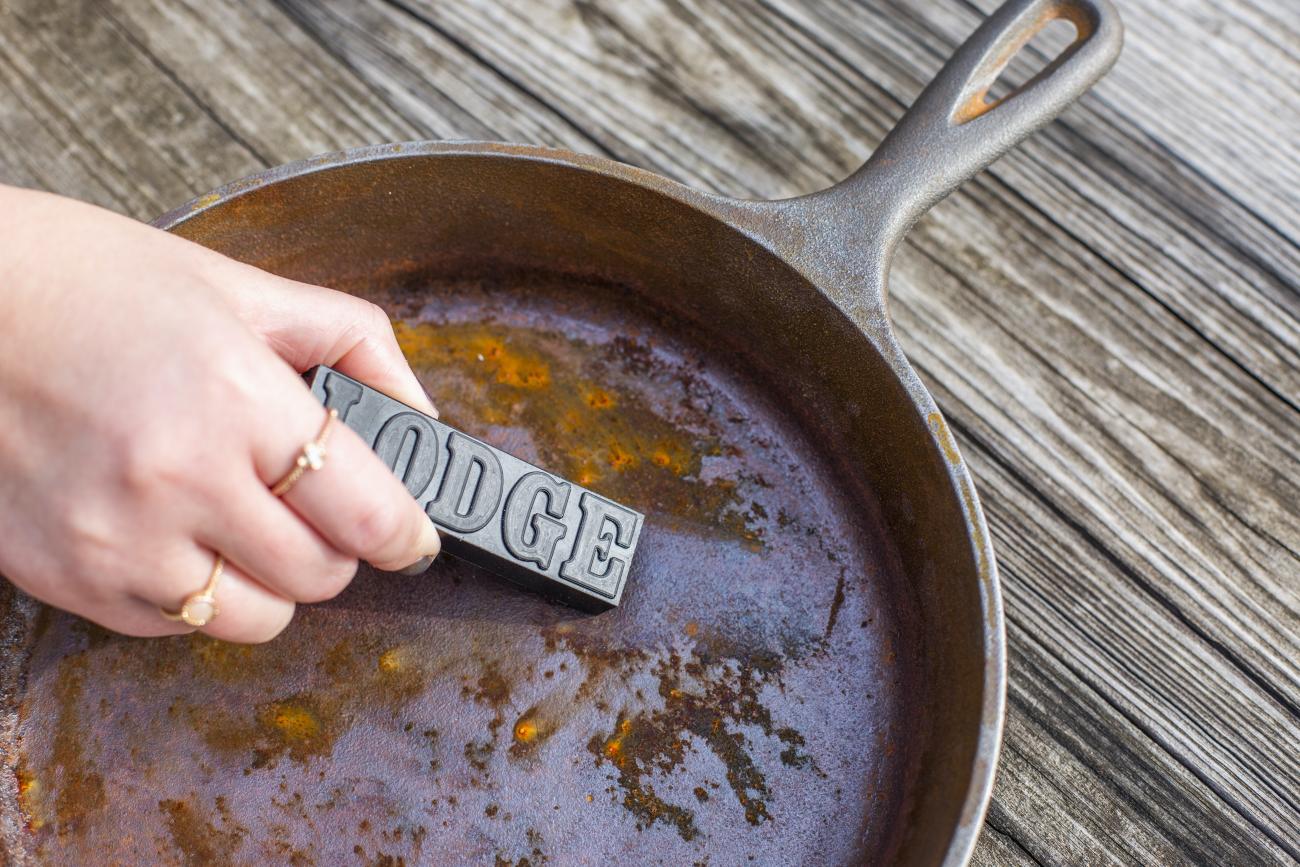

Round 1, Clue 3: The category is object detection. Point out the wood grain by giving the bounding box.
[0,0,1295,862]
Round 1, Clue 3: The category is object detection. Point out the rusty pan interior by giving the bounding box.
[0,152,993,865]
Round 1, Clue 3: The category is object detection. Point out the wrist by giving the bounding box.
[0,185,63,288]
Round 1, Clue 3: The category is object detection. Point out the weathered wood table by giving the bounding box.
[1,0,1295,863]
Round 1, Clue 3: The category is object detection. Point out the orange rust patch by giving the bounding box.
[952,10,1082,124]
[605,441,636,471]
[584,387,615,409]
[189,636,261,682]
[189,694,344,769]
[189,192,221,212]
[507,704,562,762]
[181,634,432,772]
[14,764,43,831]
[927,411,962,466]
[469,660,511,709]
[583,638,820,840]
[394,319,762,545]
[264,700,321,743]
[396,321,550,390]
[378,648,403,673]
[49,655,106,834]
[159,796,249,867]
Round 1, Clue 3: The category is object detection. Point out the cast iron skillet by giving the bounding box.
[0,1,1120,864]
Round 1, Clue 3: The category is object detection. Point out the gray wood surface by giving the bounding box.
[1,0,1296,863]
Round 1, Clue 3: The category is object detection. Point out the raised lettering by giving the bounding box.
[426,432,504,533]
[321,371,364,422]
[372,412,439,499]
[501,472,572,570]
[559,492,639,598]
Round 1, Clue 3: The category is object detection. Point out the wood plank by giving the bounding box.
[896,193,1300,853]
[0,0,1295,861]
[269,0,612,152]
[93,0,417,166]
[970,823,1038,867]
[873,0,1300,427]
[986,620,1293,865]
[0,0,261,214]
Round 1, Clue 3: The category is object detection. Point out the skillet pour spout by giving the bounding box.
[0,1,1122,866]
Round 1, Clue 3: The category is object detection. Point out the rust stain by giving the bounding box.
[378,648,402,673]
[190,636,260,682]
[926,413,993,585]
[189,192,221,212]
[14,764,43,831]
[512,717,538,743]
[158,796,249,867]
[468,659,511,710]
[395,319,762,545]
[262,698,323,746]
[396,321,550,390]
[183,634,433,773]
[927,411,962,466]
[193,693,339,770]
[953,6,1085,124]
[583,639,820,841]
[48,655,105,834]
[508,707,557,760]
[583,386,616,409]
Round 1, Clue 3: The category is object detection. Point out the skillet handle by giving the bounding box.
[799,0,1122,248]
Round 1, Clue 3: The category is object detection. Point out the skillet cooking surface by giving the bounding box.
[2,272,924,865]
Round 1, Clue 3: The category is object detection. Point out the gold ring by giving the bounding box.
[161,554,224,627]
[270,408,338,497]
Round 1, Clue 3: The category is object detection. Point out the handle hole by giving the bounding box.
[987,17,1078,101]
[956,15,1080,123]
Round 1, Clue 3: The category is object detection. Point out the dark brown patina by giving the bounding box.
[0,1,1122,863]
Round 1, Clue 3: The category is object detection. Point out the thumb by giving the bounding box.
[220,270,437,417]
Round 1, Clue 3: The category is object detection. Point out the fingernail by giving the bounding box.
[391,519,441,574]
[397,555,435,576]
[418,519,442,558]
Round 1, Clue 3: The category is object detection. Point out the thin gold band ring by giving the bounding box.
[270,408,338,497]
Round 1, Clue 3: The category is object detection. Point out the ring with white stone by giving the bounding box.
[270,408,338,497]
[161,554,224,627]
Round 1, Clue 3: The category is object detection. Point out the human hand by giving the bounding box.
[0,184,441,642]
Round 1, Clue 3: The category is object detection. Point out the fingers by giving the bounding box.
[192,338,439,607]
[183,557,296,644]
[94,546,297,644]
[272,419,442,572]
[73,598,195,640]
[236,349,441,573]
[220,268,437,417]
[202,480,359,604]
